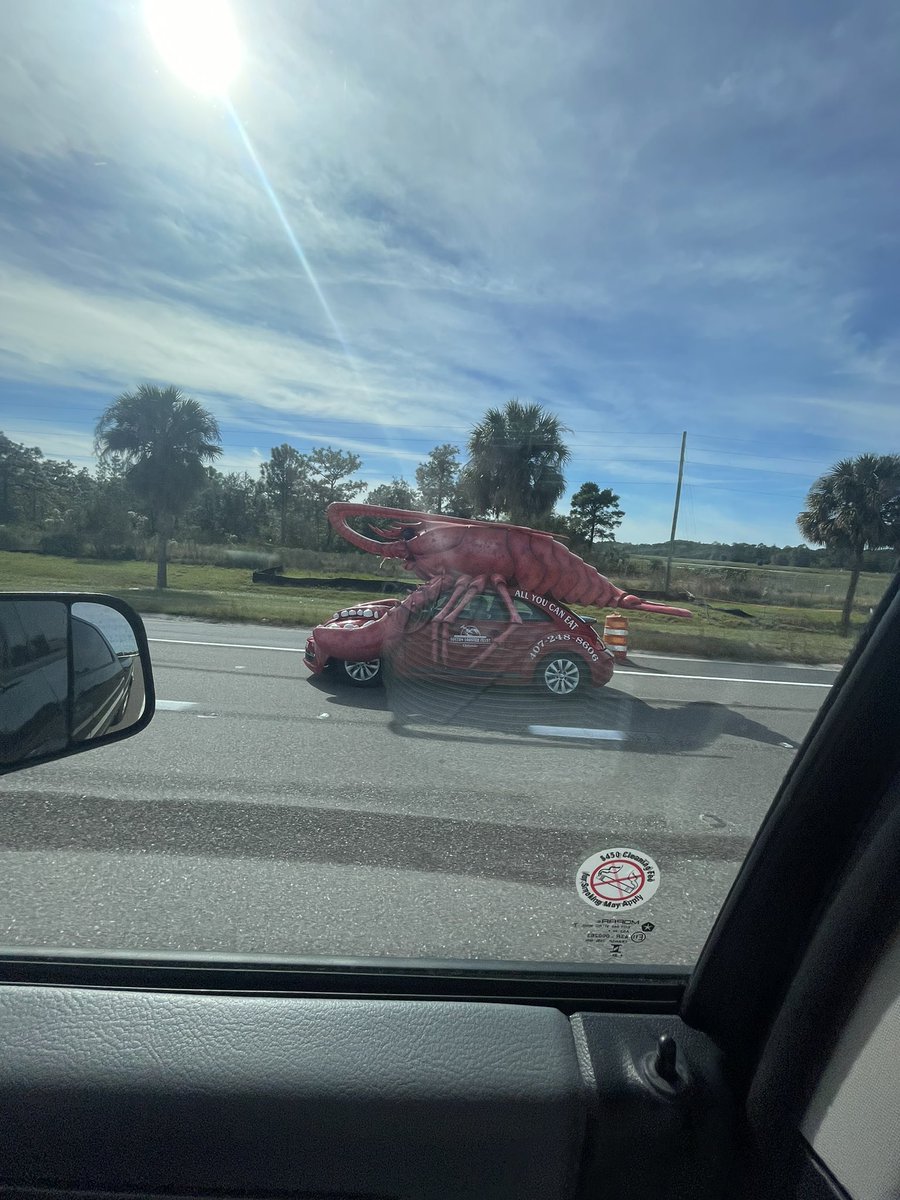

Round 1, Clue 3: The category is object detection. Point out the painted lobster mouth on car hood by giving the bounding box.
[313,601,398,663]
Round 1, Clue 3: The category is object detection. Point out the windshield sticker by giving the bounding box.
[576,848,660,910]
[576,917,656,954]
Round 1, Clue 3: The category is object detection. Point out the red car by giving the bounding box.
[304,586,615,697]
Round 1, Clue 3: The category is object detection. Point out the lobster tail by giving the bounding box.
[619,596,694,619]
[536,548,693,619]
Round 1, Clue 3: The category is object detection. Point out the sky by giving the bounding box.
[0,0,899,545]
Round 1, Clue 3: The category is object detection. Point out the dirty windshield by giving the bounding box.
[1,1,898,966]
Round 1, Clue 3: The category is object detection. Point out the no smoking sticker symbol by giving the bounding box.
[576,848,660,911]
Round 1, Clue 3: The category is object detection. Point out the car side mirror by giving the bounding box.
[0,593,155,777]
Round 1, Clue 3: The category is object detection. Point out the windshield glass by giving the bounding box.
[1,0,897,967]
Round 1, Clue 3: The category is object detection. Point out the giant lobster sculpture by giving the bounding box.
[313,504,692,667]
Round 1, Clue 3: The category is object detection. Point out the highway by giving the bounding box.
[0,614,838,967]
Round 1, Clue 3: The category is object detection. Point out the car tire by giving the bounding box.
[536,653,585,698]
[336,658,383,688]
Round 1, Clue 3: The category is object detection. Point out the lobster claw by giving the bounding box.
[369,521,422,541]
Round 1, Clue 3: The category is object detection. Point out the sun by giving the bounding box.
[144,0,242,97]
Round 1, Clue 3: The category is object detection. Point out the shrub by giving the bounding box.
[38,531,85,557]
[95,543,140,561]
[0,527,35,552]
[221,549,281,570]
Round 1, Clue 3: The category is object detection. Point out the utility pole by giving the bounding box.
[664,431,687,596]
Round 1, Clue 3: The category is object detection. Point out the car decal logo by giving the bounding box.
[449,625,492,646]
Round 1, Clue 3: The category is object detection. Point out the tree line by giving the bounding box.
[0,392,623,587]
[620,539,897,572]
[2,384,898,633]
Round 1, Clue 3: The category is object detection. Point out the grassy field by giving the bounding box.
[626,556,891,610]
[0,552,393,627]
[582,604,868,665]
[2,549,885,664]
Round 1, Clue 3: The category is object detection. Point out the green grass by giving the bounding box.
[0,550,876,664]
[610,607,858,665]
[0,552,398,628]
[658,558,891,609]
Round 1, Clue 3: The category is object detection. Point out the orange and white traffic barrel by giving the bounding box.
[603,613,629,662]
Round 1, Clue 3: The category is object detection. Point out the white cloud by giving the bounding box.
[1,426,96,466]
[1,0,899,545]
[0,264,469,433]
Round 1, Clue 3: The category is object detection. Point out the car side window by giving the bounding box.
[72,619,117,675]
[513,597,551,622]
[457,594,509,623]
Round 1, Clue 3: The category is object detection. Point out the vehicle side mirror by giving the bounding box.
[0,594,155,776]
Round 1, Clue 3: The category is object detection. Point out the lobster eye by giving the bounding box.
[400,527,417,541]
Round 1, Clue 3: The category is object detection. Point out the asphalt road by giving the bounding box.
[0,614,839,967]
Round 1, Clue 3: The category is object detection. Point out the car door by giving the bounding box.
[440,591,520,676]
[508,592,559,676]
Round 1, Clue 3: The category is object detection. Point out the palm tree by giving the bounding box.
[95,385,222,588]
[798,453,900,635]
[464,400,571,524]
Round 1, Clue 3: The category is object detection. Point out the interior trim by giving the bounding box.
[0,988,586,1200]
[683,574,900,1088]
[745,780,900,1198]
[0,950,687,1012]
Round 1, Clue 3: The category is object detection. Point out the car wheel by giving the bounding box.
[337,658,383,687]
[537,654,584,697]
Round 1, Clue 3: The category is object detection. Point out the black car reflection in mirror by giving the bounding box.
[71,612,135,742]
[0,600,137,765]
[0,600,69,764]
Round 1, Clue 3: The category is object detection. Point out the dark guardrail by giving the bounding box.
[251,566,417,594]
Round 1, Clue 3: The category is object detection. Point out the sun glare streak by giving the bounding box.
[225,99,366,387]
[145,0,371,400]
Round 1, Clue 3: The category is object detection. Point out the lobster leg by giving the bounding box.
[434,574,482,623]
[403,572,449,665]
[430,576,467,622]
[469,623,520,669]
[467,577,523,669]
[491,574,522,624]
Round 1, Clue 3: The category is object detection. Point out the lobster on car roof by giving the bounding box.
[326,503,693,625]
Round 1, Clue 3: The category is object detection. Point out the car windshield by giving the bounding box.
[0,0,898,967]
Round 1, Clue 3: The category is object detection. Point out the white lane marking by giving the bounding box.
[147,637,832,688]
[630,652,840,673]
[149,637,305,653]
[615,670,832,689]
[529,725,627,740]
[156,700,199,711]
